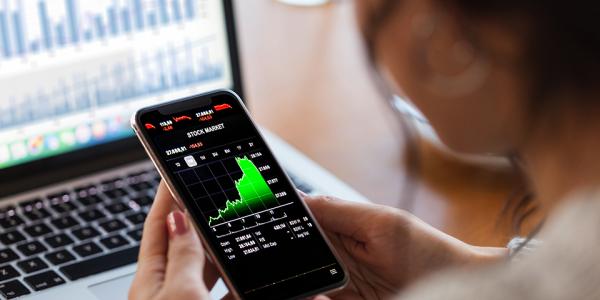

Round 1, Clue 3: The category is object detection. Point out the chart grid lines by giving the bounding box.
[172,146,285,228]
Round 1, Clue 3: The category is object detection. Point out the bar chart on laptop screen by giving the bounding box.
[0,0,232,169]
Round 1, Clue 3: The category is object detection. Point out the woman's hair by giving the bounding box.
[445,1,600,116]
[365,0,600,109]
[363,0,600,234]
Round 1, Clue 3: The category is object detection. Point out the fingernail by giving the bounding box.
[167,210,188,237]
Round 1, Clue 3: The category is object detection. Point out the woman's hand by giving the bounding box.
[129,182,222,300]
[304,195,507,300]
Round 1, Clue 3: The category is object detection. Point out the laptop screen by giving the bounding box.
[0,0,234,170]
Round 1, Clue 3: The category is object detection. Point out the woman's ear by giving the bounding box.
[369,0,531,154]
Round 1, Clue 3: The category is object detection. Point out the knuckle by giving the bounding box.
[175,240,203,257]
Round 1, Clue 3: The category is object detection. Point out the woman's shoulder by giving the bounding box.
[397,189,600,300]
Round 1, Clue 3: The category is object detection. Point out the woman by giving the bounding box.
[129,0,600,299]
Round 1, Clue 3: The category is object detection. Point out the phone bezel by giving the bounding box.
[131,90,349,299]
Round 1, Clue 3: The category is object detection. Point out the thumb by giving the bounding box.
[164,210,209,295]
[305,196,384,241]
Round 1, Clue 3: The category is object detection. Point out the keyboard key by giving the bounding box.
[100,234,129,249]
[18,199,44,211]
[49,199,77,214]
[22,208,51,222]
[72,226,101,241]
[0,280,31,299]
[0,249,19,264]
[17,241,47,257]
[75,185,100,199]
[79,208,106,222]
[60,246,139,280]
[0,265,20,281]
[127,227,143,241]
[73,242,102,258]
[0,215,24,230]
[99,219,126,233]
[44,233,74,248]
[51,215,79,229]
[0,205,16,218]
[17,257,48,274]
[23,223,53,237]
[132,196,153,206]
[78,195,102,206]
[47,192,72,204]
[45,250,75,265]
[105,202,131,214]
[24,270,65,291]
[126,212,147,225]
[101,178,126,190]
[130,181,152,192]
[0,230,26,245]
[103,188,129,199]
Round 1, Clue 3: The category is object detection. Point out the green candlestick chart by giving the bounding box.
[208,156,277,226]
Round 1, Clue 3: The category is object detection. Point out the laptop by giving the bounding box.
[0,1,366,299]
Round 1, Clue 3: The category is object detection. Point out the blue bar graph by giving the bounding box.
[185,0,195,19]
[108,7,118,35]
[0,38,223,129]
[55,24,66,46]
[172,0,182,22]
[95,16,106,39]
[159,0,169,24]
[0,0,200,60]
[133,0,145,30]
[84,30,93,41]
[121,8,132,33]
[38,2,53,49]
[12,12,25,55]
[148,13,158,27]
[30,41,40,53]
[0,11,11,57]
[66,0,79,43]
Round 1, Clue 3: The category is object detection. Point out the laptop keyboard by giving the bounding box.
[0,167,314,299]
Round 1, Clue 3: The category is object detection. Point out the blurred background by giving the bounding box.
[0,0,522,247]
[234,1,520,246]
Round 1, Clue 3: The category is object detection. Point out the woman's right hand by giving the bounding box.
[304,195,507,300]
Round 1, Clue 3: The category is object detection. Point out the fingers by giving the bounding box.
[164,210,210,297]
[131,181,175,299]
[138,181,174,260]
[305,195,384,241]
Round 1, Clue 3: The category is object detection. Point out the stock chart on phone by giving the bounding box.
[172,138,301,242]
[0,0,232,169]
[140,94,346,296]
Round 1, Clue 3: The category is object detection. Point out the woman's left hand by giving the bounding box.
[129,181,223,300]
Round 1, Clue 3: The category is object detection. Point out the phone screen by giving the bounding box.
[135,91,346,299]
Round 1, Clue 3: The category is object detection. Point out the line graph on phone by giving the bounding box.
[173,140,292,238]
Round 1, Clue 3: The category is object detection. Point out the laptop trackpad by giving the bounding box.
[88,274,134,300]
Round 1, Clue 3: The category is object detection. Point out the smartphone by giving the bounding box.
[131,90,348,299]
